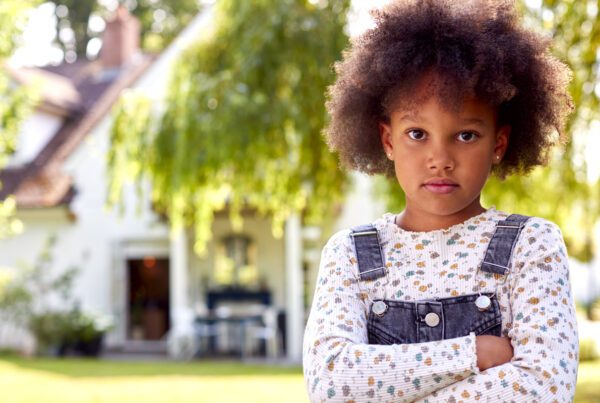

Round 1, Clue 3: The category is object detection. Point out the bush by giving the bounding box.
[0,235,113,356]
[590,298,600,322]
[29,308,113,356]
[29,311,72,355]
[580,338,599,362]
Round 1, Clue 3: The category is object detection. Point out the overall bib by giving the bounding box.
[350,214,529,345]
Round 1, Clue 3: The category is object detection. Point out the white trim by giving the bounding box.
[285,213,303,363]
[108,237,170,348]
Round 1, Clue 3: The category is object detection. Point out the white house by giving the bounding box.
[0,6,383,362]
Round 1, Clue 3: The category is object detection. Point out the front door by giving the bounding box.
[127,257,170,341]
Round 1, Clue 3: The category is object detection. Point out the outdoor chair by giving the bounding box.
[243,306,281,359]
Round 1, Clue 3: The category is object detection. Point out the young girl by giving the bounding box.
[303,1,579,402]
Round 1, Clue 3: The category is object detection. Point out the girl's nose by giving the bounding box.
[427,146,455,171]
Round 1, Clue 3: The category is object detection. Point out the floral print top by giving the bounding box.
[303,208,578,402]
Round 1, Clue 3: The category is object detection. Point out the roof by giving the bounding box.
[6,65,81,116]
[1,55,155,208]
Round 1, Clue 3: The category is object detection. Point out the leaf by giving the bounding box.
[108,0,351,255]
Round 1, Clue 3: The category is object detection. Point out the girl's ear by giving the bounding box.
[379,121,394,160]
[493,124,511,164]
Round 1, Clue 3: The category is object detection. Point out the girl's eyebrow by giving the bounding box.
[397,112,423,123]
[397,113,489,127]
[461,117,488,127]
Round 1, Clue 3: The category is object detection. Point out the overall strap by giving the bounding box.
[350,224,386,281]
[480,214,531,275]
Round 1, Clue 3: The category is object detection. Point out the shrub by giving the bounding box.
[580,338,599,362]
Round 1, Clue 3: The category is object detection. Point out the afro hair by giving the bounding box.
[325,0,573,178]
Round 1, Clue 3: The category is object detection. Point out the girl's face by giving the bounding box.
[379,92,510,231]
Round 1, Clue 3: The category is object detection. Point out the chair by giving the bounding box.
[192,318,222,357]
[243,306,281,359]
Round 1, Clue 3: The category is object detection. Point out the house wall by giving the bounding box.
[6,111,63,168]
[65,115,171,346]
[188,215,286,312]
[0,110,171,348]
[0,208,73,314]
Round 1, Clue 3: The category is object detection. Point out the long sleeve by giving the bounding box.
[416,220,579,403]
[303,231,480,402]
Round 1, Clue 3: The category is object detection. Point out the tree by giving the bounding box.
[51,0,202,59]
[53,0,96,58]
[379,1,600,262]
[108,0,351,254]
[0,0,39,239]
[124,0,202,52]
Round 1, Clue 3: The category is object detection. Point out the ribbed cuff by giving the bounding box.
[469,332,480,374]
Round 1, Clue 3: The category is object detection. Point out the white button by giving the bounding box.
[372,301,387,316]
[475,295,492,311]
[425,312,440,327]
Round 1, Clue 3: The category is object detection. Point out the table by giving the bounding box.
[194,313,264,358]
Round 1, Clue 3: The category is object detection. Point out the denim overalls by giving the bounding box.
[350,214,529,345]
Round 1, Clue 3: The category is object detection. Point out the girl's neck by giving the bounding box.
[395,199,486,232]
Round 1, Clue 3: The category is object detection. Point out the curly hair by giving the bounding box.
[325,0,573,178]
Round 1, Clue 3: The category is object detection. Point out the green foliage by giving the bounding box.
[590,297,600,321]
[0,1,38,59]
[379,2,600,261]
[0,0,39,240]
[0,236,78,328]
[30,308,112,354]
[51,0,202,57]
[0,72,37,170]
[482,0,600,262]
[53,0,96,57]
[109,0,350,254]
[28,311,73,353]
[0,0,38,164]
[0,235,111,355]
[579,338,599,362]
[126,0,202,53]
[0,197,24,240]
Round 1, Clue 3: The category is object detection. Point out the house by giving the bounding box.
[0,6,383,362]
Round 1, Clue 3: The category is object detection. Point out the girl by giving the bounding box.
[303,1,579,402]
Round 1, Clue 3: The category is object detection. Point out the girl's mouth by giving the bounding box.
[422,179,459,194]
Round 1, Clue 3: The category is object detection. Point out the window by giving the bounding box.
[214,235,258,288]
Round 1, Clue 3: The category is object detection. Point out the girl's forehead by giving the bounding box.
[384,73,459,110]
[383,72,493,113]
[389,93,498,125]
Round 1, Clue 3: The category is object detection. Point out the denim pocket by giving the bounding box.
[443,294,501,338]
[367,293,501,345]
[368,300,418,344]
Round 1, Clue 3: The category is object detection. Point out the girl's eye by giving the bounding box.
[457,131,478,143]
[406,129,426,141]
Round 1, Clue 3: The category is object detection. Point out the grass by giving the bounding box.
[0,355,598,402]
[575,361,600,403]
[0,355,306,403]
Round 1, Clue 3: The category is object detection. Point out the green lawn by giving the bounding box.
[0,356,306,403]
[575,361,600,403]
[0,355,598,402]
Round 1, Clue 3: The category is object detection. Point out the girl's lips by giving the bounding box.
[423,183,459,194]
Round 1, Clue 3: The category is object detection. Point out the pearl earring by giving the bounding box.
[388,153,392,158]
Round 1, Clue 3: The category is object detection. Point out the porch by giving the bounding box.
[107,212,315,363]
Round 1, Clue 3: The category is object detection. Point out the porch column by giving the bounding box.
[285,213,304,362]
[168,226,193,357]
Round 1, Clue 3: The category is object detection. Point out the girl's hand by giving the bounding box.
[475,335,514,371]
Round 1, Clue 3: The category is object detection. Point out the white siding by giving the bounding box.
[7,112,63,167]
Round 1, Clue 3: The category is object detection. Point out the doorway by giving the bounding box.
[127,257,170,341]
